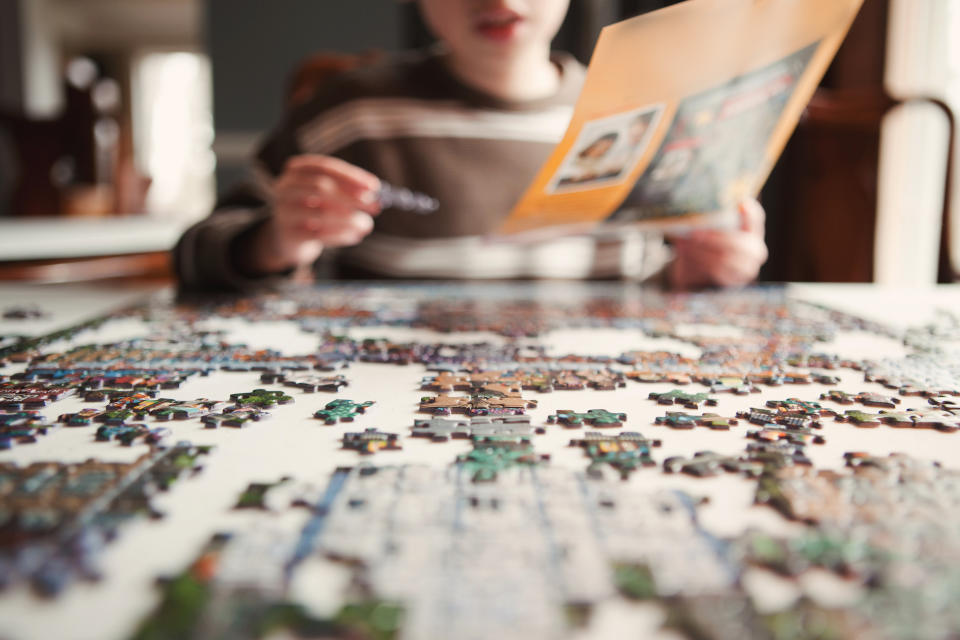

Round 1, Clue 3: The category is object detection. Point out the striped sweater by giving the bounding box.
[174,49,670,290]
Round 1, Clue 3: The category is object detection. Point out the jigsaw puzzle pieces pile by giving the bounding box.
[1,284,959,640]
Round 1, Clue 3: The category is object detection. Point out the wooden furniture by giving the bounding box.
[0,252,172,283]
[0,217,185,283]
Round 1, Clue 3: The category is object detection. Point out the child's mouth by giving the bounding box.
[475,11,524,42]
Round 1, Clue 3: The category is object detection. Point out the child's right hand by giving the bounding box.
[248,155,381,274]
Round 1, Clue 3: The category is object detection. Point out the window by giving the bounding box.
[131,51,215,221]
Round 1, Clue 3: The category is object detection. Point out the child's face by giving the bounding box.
[418,0,569,60]
[582,138,615,159]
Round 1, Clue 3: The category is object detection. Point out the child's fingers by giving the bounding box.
[277,185,380,215]
[738,198,765,235]
[676,229,768,260]
[672,233,767,285]
[299,211,374,247]
[284,155,381,196]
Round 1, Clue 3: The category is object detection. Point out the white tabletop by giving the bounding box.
[0,217,191,261]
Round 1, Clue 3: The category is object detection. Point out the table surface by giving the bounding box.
[1,281,959,640]
[0,217,191,261]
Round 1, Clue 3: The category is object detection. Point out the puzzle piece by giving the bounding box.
[150,399,221,421]
[419,393,536,417]
[747,371,813,386]
[820,389,855,405]
[578,369,628,391]
[765,397,832,416]
[420,371,472,392]
[569,431,660,479]
[928,395,960,413]
[878,408,960,432]
[0,410,52,430]
[647,389,717,409]
[59,407,137,427]
[229,389,294,408]
[897,384,959,398]
[654,411,697,429]
[0,442,210,595]
[854,392,900,409]
[763,399,831,428]
[2,305,47,319]
[456,435,548,482]
[812,373,842,385]
[625,370,693,385]
[314,399,374,424]
[744,440,813,468]
[736,407,779,426]
[411,415,535,442]
[259,371,348,393]
[548,409,626,428]
[107,395,171,412]
[747,425,825,446]
[663,451,761,477]
[201,407,270,429]
[0,383,75,409]
[342,428,401,455]
[654,411,737,430]
[82,388,158,402]
[842,451,904,470]
[697,376,760,395]
[100,409,135,426]
[834,410,882,428]
[58,408,105,427]
[694,413,740,430]
[863,372,960,398]
[0,411,54,448]
[234,477,292,509]
[95,424,170,447]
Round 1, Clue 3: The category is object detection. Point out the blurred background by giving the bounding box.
[0,0,957,284]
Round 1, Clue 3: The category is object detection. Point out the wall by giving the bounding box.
[205,0,405,192]
[0,0,24,112]
[19,0,62,118]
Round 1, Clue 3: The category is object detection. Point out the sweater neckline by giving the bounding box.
[423,48,585,112]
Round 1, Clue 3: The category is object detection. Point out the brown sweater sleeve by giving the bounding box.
[173,107,307,292]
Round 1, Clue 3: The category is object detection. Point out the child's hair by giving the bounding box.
[578,132,619,159]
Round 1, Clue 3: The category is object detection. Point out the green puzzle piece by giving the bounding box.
[314,399,374,425]
[648,389,717,408]
[655,412,697,429]
[837,410,881,427]
[548,409,626,428]
[229,389,294,409]
[457,435,547,482]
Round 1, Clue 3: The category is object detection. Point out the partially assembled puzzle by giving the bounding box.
[1,283,959,640]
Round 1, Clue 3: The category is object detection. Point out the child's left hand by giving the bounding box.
[667,198,769,290]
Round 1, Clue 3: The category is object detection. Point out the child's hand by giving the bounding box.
[667,198,768,290]
[249,155,381,274]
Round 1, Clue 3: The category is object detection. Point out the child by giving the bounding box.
[175,0,767,290]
